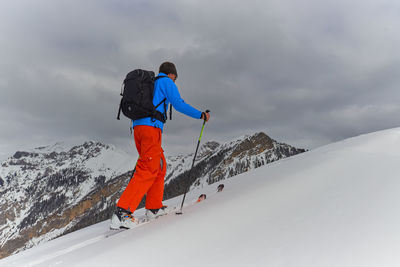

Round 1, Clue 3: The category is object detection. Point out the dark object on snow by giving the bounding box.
[197,194,207,202]
[217,184,224,192]
[117,69,168,122]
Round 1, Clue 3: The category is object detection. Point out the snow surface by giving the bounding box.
[2,128,400,267]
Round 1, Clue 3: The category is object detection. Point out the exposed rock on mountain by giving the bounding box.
[164,132,306,199]
[0,133,305,259]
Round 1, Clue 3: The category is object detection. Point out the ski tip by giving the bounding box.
[217,184,224,192]
[196,194,207,203]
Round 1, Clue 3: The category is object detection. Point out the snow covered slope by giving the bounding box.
[2,127,400,267]
[0,133,304,259]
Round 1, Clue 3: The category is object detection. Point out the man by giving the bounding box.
[111,62,210,229]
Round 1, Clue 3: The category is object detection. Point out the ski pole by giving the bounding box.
[176,110,209,215]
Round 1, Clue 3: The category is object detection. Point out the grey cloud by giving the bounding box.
[1,0,400,160]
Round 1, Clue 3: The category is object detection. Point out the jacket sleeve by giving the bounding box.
[165,81,202,119]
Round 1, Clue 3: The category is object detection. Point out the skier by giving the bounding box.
[111,62,210,229]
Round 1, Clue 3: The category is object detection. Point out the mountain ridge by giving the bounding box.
[0,132,305,259]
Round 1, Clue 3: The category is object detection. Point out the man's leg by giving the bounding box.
[117,126,163,213]
[145,152,166,209]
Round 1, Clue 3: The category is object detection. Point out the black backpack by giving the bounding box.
[117,69,169,122]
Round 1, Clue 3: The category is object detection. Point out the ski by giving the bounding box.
[177,183,225,214]
[106,218,151,238]
[107,206,177,237]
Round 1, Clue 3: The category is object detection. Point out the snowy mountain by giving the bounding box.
[164,132,306,199]
[0,141,134,259]
[1,128,400,267]
[0,133,305,259]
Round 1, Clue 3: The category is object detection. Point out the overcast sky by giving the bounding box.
[1,0,400,160]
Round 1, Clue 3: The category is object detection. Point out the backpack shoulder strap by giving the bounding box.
[153,76,171,122]
[153,75,168,106]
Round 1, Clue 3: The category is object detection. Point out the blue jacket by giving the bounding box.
[132,72,203,131]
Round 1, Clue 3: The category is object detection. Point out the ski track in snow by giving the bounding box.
[24,236,105,267]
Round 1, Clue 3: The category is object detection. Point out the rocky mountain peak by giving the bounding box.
[201,141,220,151]
[0,134,306,260]
[197,141,220,158]
[230,132,274,158]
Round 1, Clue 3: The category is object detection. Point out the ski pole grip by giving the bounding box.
[202,110,210,122]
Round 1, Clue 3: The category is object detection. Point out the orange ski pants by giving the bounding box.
[117,125,166,213]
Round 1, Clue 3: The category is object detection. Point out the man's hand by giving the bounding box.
[201,111,210,122]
